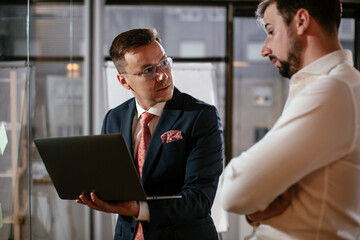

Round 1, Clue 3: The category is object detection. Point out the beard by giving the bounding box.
[274,29,302,79]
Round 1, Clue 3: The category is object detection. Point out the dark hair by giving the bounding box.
[109,28,162,73]
[256,0,342,36]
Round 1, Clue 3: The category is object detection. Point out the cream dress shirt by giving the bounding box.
[132,101,165,222]
[221,50,360,239]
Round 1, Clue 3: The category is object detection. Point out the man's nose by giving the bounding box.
[261,38,271,57]
[155,66,168,82]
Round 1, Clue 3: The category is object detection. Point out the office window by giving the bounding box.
[104,6,226,58]
[339,18,355,60]
[232,17,287,157]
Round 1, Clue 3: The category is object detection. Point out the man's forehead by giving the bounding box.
[263,3,282,29]
[124,42,166,68]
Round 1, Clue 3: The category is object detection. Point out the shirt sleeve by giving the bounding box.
[134,201,150,222]
[221,78,355,214]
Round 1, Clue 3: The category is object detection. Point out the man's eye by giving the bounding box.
[160,59,168,67]
[143,67,154,75]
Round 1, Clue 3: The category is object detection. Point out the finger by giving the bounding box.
[76,195,88,205]
[90,192,102,204]
[248,194,289,221]
[76,199,85,205]
[91,193,133,214]
[79,194,103,212]
[90,192,119,213]
[89,192,111,210]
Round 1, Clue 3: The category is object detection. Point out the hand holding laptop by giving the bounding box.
[76,192,140,217]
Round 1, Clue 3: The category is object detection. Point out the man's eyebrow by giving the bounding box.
[140,54,166,69]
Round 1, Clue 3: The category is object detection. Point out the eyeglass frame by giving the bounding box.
[120,56,173,80]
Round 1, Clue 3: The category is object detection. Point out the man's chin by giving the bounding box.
[157,86,174,102]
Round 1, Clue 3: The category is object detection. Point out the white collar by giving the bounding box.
[135,100,166,119]
[290,49,353,84]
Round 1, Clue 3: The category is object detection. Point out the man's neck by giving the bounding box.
[301,32,342,69]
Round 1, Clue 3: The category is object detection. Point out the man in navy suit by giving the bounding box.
[77,28,223,240]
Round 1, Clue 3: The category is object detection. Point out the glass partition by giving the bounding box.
[0,3,30,239]
[0,62,31,240]
[28,2,89,240]
[1,1,89,239]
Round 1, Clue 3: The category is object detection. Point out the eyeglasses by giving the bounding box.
[121,57,173,80]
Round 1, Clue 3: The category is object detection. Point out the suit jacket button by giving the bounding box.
[131,227,134,232]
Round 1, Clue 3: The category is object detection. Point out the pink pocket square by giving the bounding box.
[161,130,183,144]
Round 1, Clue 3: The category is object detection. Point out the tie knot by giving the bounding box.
[141,112,154,125]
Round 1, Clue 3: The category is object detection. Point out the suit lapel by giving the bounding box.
[141,88,183,184]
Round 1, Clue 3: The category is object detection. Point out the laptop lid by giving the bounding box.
[34,134,147,201]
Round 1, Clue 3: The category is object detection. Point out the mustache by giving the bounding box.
[269,55,277,62]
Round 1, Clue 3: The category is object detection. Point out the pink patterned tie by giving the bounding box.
[134,112,154,240]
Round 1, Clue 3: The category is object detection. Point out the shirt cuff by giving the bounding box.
[134,201,150,222]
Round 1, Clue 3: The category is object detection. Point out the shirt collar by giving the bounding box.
[290,49,353,83]
[135,101,166,119]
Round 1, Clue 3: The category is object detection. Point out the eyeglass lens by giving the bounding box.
[143,57,172,80]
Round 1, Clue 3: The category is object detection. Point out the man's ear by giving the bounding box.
[117,74,132,90]
[294,8,310,35]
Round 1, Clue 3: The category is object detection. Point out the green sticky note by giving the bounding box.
[0,202,3,229]
[0,122,8,155]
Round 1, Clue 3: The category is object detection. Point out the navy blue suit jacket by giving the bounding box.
[101,88,224,240]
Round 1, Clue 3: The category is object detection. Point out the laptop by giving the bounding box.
[34,134,181,201]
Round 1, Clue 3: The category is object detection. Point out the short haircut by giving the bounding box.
[109,28,162,73]
[256,0,342,36]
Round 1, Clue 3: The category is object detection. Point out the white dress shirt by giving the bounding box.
[221,50,360,239]
[132,101,165,222]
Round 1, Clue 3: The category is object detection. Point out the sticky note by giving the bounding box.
[0,122,8,155]
[0,202,3,229]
